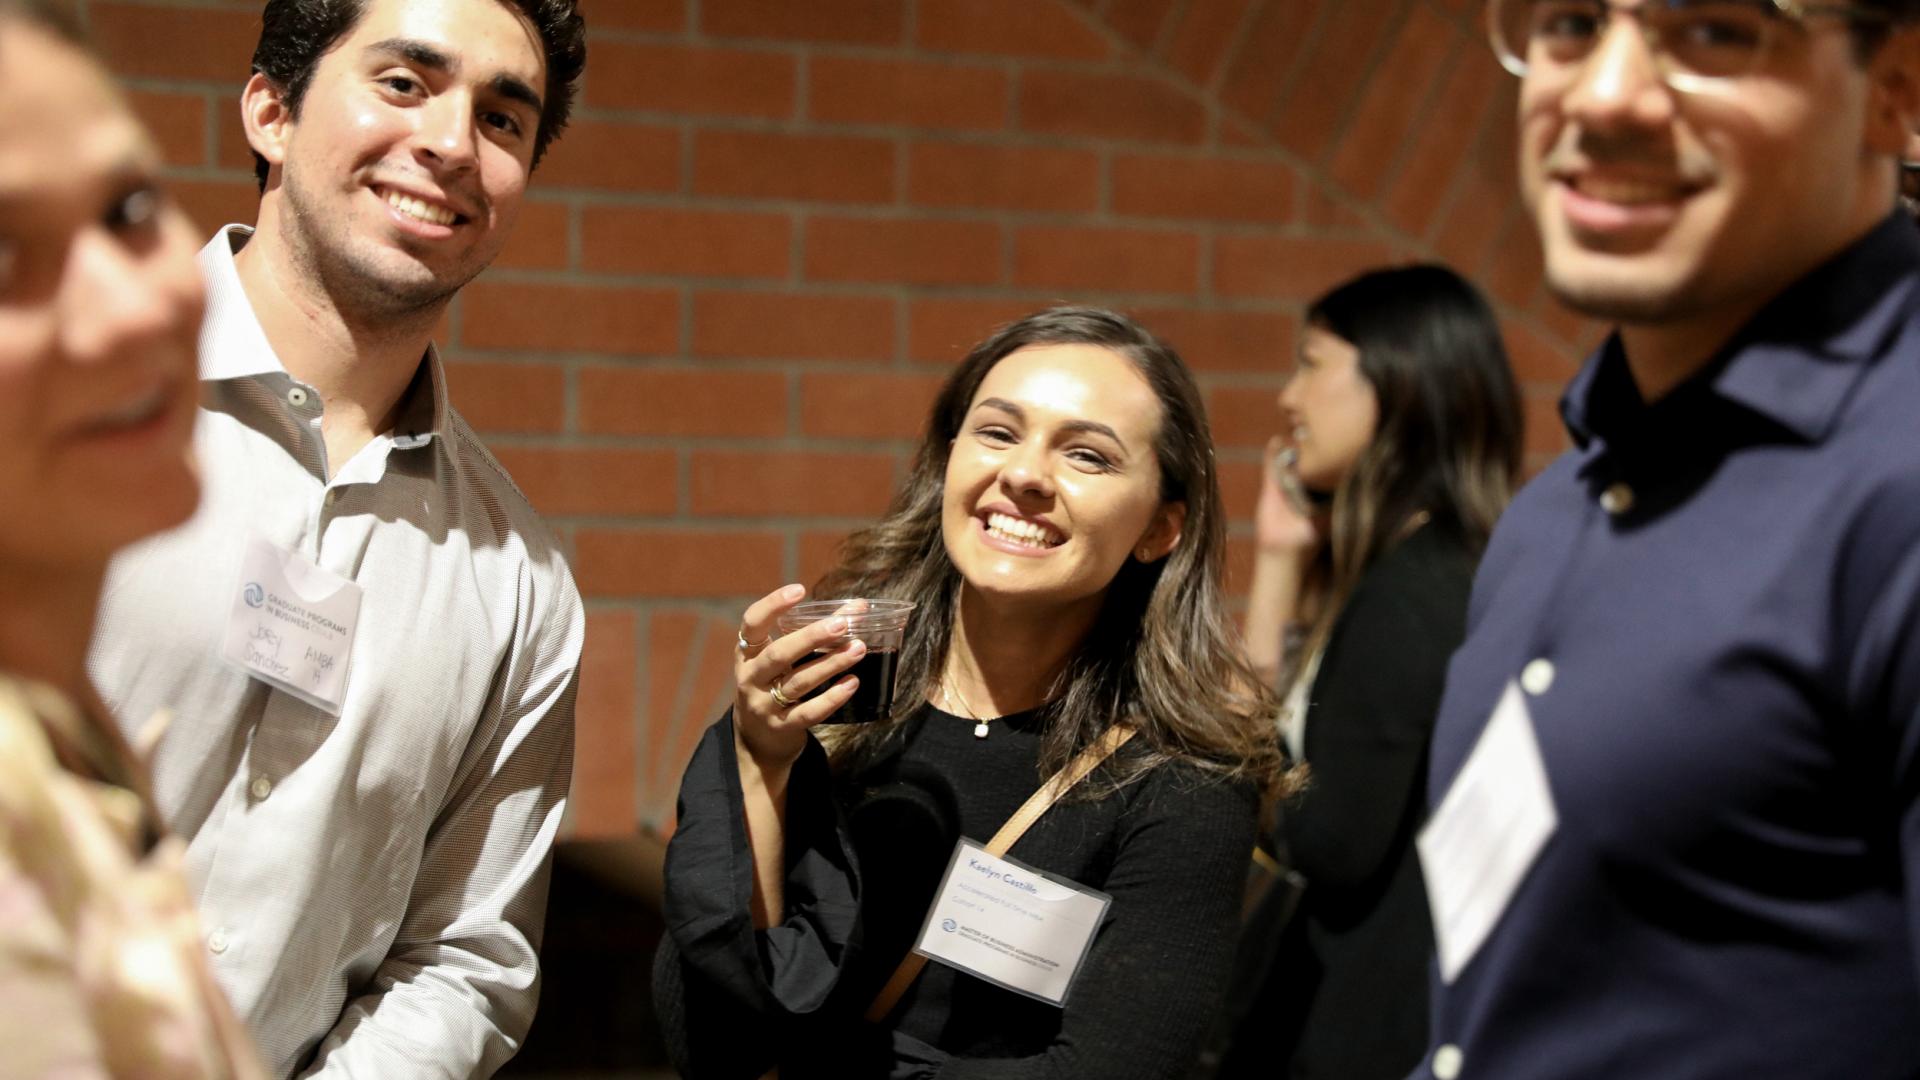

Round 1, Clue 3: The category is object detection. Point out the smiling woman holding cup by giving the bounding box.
[655,307,1291,1078]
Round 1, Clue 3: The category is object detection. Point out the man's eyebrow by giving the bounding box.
[489,74,544,116]
[973,398,1129,453]
[365,38,543,116]
[367,38,456,74]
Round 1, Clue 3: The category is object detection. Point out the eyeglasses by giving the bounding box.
[1487,0,1896,93]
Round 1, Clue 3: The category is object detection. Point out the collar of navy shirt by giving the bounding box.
[1561,210,1920,452]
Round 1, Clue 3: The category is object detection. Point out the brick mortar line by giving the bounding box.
[791,49,811,125]
[1349,6,1473,230]
[566,520,886,534]
[467,265,1322,291]
[484,435,929,452]
[467,269,1317,308]
[1205,0,1265,99]
[479,420,1286,451]
[89,0,259,11]
[627,605,652,828]
[507,201,1347,235]
[120,77,247,95]
[1313,0,1422,191]
[571,109,1228,153]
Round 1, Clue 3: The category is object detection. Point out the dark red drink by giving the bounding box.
[794,647,900,724]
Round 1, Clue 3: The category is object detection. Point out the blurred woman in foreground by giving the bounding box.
[0,2,262,1074]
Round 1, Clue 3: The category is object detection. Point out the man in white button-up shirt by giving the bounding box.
[88,0,589,1076]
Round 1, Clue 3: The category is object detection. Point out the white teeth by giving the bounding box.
[985,512,1060,550]
[1576,178,1680,205]
[385,189,456,226]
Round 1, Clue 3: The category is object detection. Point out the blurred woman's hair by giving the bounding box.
[816,306,1292,798]
[0,0,85,42]
[1300,264,1523,670]
[1850,0,1920,58]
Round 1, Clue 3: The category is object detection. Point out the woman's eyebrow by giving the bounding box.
[1058,419,1127,453]
[974,397,1128,453]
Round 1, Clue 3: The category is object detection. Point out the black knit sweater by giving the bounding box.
[655,703,1258,1079]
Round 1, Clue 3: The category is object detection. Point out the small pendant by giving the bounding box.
[974,721,990,739]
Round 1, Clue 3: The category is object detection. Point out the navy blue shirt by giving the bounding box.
[1420,213,1920,1080]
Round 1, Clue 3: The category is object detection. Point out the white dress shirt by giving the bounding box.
[89,226,584,1079]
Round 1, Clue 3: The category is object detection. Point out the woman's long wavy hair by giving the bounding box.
[1296,265,1523,678]
[816,307,1292,798]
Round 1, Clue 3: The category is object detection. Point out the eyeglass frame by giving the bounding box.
[1485,0,1901,93]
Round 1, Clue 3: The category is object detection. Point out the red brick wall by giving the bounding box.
[87,0,1597,837]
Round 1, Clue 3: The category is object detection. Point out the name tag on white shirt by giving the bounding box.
[221,534,363,715]
[1418,679,1558,984]
[913,838,1110,1006]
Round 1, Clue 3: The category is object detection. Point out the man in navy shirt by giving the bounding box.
[1418,3,1920,1077]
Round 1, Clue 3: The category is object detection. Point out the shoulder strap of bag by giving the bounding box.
[864,725,1138,1023]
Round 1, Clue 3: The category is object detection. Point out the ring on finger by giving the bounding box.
[738,630,770,653]
[769,678,797,709]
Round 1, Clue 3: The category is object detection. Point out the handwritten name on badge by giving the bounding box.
[913,839,1111,1007]
[221,534,363,715]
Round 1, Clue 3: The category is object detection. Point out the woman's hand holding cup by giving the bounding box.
[733,585,865,772]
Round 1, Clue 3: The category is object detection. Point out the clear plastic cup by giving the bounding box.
[775,599,916,724]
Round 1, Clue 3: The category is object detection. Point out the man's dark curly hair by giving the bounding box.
[249,0,585,190]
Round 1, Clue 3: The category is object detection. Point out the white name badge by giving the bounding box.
[912,838,1111,1007]
[220,535,363,715]
[1418,680,1558,984]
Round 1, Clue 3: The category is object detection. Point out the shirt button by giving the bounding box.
[1432,1044,1463,1080]
[287,386,310,408]
[249,776,273,800]
[207,929,230,955]
[1599,481,1634,515]
[1521,658,1555,696]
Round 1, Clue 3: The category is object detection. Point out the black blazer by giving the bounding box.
[1217,524,1476,1080]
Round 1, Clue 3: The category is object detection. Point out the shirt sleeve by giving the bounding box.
[1837,478,1920,1003]
[655,710,866,1079]
[1281,545,1467,894]
[300,561,584,1080]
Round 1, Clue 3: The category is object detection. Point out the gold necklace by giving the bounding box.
[941,675,993,739]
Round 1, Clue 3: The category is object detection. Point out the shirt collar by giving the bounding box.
[197,225,282,383]
[197,224,449,446]
[390,349,449,449]
[1562,211,1920,448]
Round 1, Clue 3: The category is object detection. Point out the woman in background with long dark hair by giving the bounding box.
[1216,265,1523,1080]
